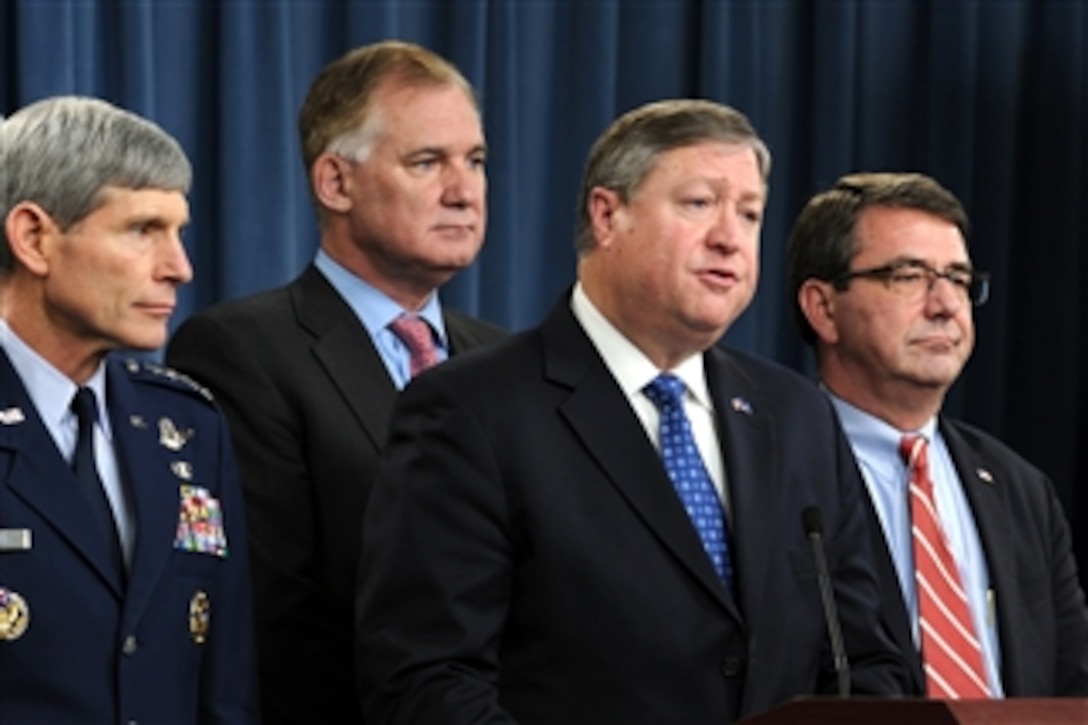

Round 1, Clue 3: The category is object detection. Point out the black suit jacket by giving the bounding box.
[356,297,910,723]
[867,417,1088,696]
[166,264,505,724]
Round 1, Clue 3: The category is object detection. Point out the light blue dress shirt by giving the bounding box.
[828,393,1003,695]
[314,249,449,389]
[0,320,136,568]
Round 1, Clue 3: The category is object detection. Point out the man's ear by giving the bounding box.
[587,187,623,249]
[5,202,55,276]
[798,279,840,345]
[311,153,355,214]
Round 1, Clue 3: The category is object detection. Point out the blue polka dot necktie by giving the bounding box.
[644,374,733,588]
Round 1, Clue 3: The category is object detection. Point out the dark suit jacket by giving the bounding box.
[356,297,910,724]
[0,350,257,724]
[166,264,505,724]
[867,417,1088,696]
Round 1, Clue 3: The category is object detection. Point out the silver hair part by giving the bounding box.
[1,96,191,269]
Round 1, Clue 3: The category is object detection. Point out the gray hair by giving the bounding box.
[575,99,771,256]
[1,96,191,269]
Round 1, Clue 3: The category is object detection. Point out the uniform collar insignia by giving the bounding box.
[159,417,193,451]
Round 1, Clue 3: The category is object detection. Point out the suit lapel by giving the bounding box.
[863,480,926,689]
[107,362,182,626]
[703,349,774,621]
[0,352,124,596]
[293,266,398,449]
[445,312,484,355]
[941,420,1016,688]
[541,302,738,617]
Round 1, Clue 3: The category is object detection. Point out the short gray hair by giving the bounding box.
[575,99,771,255]
[1,96,191,269]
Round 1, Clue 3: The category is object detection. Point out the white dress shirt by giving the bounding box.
[569,283,729,517]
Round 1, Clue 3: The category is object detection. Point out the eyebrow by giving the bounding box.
[882,256,974,272]
[406,142,488,158]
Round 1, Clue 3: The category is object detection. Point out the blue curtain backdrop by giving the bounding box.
[4,0,1087,581]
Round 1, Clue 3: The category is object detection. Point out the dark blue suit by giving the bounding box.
[0,350,258,723]
[356,296,910,723]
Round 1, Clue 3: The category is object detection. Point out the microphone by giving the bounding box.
[802,506,850,697]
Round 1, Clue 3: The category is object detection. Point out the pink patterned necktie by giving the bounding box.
[901,434,991,699]
[388,314,440,378]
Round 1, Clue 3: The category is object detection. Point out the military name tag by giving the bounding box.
[0,529,31,552]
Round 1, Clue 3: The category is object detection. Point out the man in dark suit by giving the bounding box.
[788,172,1088,696]
[0,96,257,722]
[355,99,910,723]
[166,41,504,723]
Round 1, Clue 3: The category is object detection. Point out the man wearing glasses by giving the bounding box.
[787,172,1088,698]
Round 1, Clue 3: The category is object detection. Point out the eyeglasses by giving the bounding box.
[832,259,991,306]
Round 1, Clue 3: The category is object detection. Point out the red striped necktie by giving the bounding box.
[901,434,991,699]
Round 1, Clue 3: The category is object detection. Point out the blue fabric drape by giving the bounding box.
[4,0,1087,580]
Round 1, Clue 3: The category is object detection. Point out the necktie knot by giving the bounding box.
[72,386,98,427]
[389,314,440,377]
[644,373,686,410]
[900,434,927,470]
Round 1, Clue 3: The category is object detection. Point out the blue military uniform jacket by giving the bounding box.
[0,349,258,724]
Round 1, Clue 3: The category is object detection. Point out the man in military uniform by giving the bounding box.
[0,96,258,723]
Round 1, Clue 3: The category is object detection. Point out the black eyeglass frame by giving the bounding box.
[831,259,991,306]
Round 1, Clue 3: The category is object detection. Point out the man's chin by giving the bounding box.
[909,365,964,390]
[117,328,169,352]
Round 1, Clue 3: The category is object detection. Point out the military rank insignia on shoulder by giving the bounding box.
[123,359,214,403]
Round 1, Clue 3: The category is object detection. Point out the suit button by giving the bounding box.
[721,655,744,677]
[122,635,138,655]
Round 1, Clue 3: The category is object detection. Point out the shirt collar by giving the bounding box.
[314,249,448,345]
[570,282,712,408]
[0,319,111,439]
[826,389,936,467]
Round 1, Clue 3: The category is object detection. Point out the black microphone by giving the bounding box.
[802,506,850,697]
